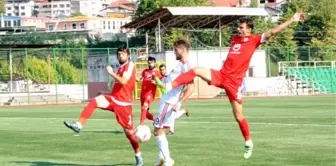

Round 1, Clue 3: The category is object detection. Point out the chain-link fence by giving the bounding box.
[0,46,335,105]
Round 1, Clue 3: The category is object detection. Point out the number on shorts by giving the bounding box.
[236,86,243,100]
[154,118,160,125]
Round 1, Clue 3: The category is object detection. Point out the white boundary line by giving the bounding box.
[0,117,334,128]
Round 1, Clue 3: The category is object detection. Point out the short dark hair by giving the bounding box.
[116,46,130,55]
[159,64,166,68]
[173,40,190,51]
[148,56,156,62]
[239,17,254,30]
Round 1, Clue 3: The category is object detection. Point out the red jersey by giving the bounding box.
[140,68,161,98]
[111,61,136,104]
[221,34,264,78]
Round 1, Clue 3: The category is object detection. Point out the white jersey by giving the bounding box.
[161,59,194,104]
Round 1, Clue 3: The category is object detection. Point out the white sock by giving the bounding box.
[76,121,83,129]
[155,135,172,161]
[170,120,175,133]
[245,139,253,146]
[174,109,186,119]
[155,151,164,164]
[135,152,141,156]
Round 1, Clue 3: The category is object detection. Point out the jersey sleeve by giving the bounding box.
[184,60,195,72]
[122,62,135,80]
[140,69,145,78]
[255,34,266,47]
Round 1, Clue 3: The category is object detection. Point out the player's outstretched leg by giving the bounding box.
[64,96,100,133]
[231,101,253,159]
[168,108,189,135]
[154,128,174,166]
[156,67,212,93]
[124,128,143,166]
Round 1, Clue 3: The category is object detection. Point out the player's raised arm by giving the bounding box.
[263,13,306,41]
[106,49,133,85]
[107,65,133,85]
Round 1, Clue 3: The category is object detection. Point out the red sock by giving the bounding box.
[238,118,251,141]
[78,99,97,125]
[146,111,154,121]
[126,134,140,153]
[171,68,197,88]
[140,105,147,125]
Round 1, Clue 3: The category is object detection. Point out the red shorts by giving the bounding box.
[97,95,133,130]
[208,69,244,104]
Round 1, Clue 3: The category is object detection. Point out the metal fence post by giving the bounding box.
[81,48,85,101]
[52,48,58,104]
[25,48,30,104]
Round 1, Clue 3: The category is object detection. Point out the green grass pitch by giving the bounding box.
[0,96,335,166]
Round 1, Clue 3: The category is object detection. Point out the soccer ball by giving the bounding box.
[134,125,151,143]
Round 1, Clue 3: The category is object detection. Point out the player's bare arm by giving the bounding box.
[173,81,195,111]
[264,13,306,40]
[106,66,130,85]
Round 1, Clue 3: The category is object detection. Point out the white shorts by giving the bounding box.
[154,101,174,129]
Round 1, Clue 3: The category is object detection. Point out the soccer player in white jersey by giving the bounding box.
[153,40,195,166]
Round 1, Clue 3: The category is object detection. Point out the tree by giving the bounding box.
[134,0,158,19]
[0,0,5,14]
[250,0,259,8]
[71,12,86,17]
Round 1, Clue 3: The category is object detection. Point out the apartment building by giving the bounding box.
[35,0,71,18]
[99,0,136,17]
[5,0,35,17]
[71,0,103,17]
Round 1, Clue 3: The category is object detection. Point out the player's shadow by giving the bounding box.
[14,161,132,166]
[84,130,124,134]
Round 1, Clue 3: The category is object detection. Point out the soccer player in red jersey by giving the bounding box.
[63,47,144,166]
[137,56,161,125]
[157,13,306,159]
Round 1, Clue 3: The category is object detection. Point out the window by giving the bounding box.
[15,13,19,16]
[103,21,106,29]
[260,0,266,3]
[48,24,54,31]
[18,21,21,27]
[112,21,115,29]
[108,21,111,29]
[7,21,11,27]
[60,4,64,8]
[53,5,57,8]
[7,13,12,16]
[66,4,70,7]
[72,23,76,29]
[63,23,67,30]
[7,7,11,10]
[21,12,25,16]
[14,20,17,26]
[80,23,85,29]
[21,6,25,9]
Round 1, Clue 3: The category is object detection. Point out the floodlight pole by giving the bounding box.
[158,18,161,52]
[219,18,222,48]
[9,48,12,92]
[145,32,149,55]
